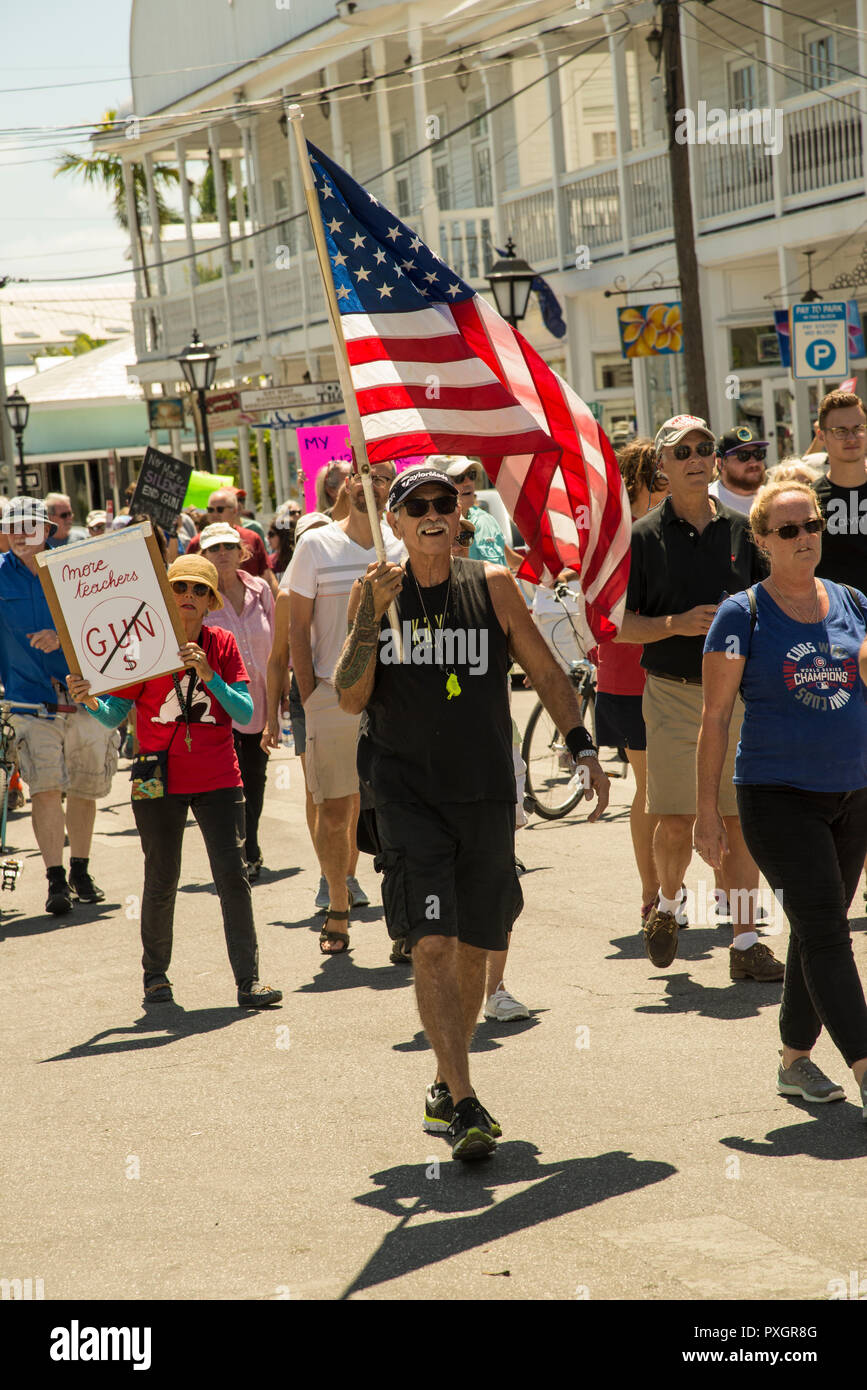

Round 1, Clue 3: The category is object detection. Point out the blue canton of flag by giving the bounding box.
[309,143,475,316]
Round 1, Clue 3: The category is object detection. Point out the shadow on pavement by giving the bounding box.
[296,952,413,994]
[721,1107,867,1160]
[634,971,782,1021]
[393,1012,546,1054]
[340,1143,676,1298]
[41,1005,256,1061]
[607,926,727,964]
[0,901,120,940]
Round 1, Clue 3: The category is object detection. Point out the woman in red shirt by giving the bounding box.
[596,439,668,925]
[66,555,282,1010]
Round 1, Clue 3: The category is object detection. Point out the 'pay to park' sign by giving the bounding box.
[36,522,187,697]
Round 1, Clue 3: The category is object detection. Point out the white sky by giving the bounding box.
[0,0,136,288]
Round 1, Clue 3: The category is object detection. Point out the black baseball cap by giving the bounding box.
[387,468,458,512]
[717,426,768,456]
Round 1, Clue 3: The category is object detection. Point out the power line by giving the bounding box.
[697,2,867,87]
[743,0,867,43]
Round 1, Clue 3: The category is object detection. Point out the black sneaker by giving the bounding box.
[447,1097,497,1161]
[389,937,412,964]
[423,1083,502,1137]
[69,870,105,903]
[237,981,283,1008]
[45,879,72,915]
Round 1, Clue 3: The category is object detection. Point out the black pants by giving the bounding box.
[737,784,867,1066]
[233,729,268,863]
[132,786,259,986]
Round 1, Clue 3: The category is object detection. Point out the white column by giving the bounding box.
[122,160,146,301]
[142,153,167,297]
[537,35,567,270]
[678,5,704,230]
[856,0,867,198]
[408,18,438,248]
[762,0,785,217]
[175,138,199,331]
[231,153,250,265]
[275,427,291,501]
[480,66,504,245]
[371,42,397,208]
[208,124,237,353]
[779,244,811,453]
[284,92,314,376]
[237,424,254,505]
[240,118,271,369]
[257,429,272,513]
[170,427,183,459]
[605,17,633,254]
[632,356,652,439]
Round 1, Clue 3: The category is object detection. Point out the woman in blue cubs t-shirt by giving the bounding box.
[696,479,867,1119]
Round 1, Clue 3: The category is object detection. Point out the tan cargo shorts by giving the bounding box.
[642,674,740,818]
[12,710,120,799]
[303,680,361,805]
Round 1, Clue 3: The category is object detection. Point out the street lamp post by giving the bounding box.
[176,330,219,471]
[3,387,30,497]
[486,238,536,329]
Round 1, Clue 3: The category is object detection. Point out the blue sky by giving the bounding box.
[0,0,136,286]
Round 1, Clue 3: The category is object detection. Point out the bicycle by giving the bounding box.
[521,583,598,820]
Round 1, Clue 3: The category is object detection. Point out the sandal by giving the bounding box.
[143,978,173,1003]
[319,908,350,954]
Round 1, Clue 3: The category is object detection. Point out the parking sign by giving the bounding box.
[792,302,848,379]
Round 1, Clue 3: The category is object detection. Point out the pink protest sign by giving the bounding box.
[295,425,425,512]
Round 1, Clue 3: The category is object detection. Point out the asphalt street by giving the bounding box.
[2,689,867,1304]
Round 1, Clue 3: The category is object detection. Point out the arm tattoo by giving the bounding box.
[334,580,381,691]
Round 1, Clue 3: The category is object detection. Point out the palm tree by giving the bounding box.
[55,110,181,342]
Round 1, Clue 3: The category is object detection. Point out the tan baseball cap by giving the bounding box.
[166,554,223,609]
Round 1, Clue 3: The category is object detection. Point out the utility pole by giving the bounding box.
[0,278,16,489]
[661,0,710,421]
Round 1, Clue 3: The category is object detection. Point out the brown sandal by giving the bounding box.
[319,908,350,954]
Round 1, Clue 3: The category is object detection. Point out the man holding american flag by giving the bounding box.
[334,466,609,1160]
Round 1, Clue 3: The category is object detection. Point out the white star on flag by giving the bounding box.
[327,216,343,233]
[386,225,401,242]
[355,265,371,282]
[351,232,366,249]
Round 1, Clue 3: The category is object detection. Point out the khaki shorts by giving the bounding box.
[12,710,120,799]
[643,674,740,818]
[303,680,360,805]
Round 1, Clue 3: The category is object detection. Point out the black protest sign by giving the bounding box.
[130,447,193,531]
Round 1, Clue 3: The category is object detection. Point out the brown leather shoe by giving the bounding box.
[643,907,679,968]
[730,942,784,981]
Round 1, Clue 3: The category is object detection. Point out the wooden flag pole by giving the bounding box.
[286,104,402,654]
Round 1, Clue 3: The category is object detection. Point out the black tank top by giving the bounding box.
[358,557,515,806]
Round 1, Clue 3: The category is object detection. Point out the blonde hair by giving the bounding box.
[749,479,820,542]
[766,457,824,487]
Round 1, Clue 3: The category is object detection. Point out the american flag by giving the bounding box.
[307,141,631,639]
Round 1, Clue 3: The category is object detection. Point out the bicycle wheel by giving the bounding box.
[521,700,585,819]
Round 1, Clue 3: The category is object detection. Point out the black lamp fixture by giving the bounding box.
[646,23,663,65]
[3,386,30,496]
[176,330,219,471]
[455,58,471,93]
[486,237,536,328]
[801,249,823,303]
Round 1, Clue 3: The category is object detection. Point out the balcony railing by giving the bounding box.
[499,186,558,268]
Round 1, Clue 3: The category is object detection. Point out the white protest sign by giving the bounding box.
[36,522,186,697]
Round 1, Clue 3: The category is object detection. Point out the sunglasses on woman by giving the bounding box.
[671,441,715,460]
[730,448,767,463]
[453,470,476,484]
[171,580,211,597]
[401,495,459,518]
[766,518,825,540]
[206,543,240,553]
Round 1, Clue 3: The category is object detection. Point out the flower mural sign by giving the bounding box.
[617,302,684,358]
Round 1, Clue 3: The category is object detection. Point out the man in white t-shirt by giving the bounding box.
[285,463,405,944]
[709,427,768,516]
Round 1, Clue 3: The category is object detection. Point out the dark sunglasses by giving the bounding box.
[53,510,74,519]
[402,495,459,518]
[206,542,239,553]
[672,441,715,460]
[207,504,231,513]
[171,580,211,597]
[766,518,825,540]
[453,470,476,484]
[729,448,767,463]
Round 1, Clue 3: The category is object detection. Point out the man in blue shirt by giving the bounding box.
[0,497,118,914]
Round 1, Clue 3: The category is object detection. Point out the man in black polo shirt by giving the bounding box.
[617,414,783,981]
[813,389,867,590]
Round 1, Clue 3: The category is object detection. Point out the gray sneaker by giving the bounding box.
[315,875,330,913]
[777,1053,845,1103]
[346,875,370,908]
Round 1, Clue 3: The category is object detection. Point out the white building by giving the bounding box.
[102,0,867,508]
